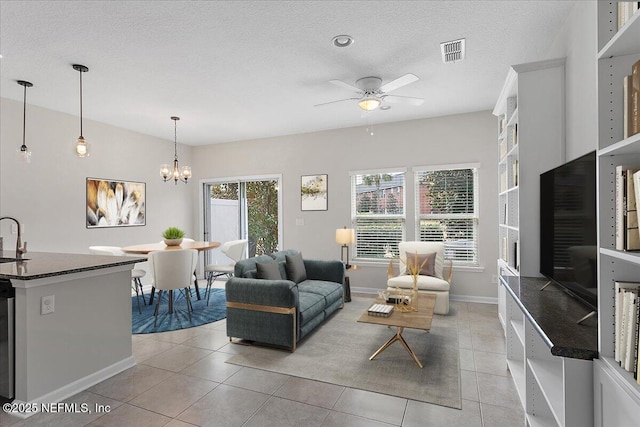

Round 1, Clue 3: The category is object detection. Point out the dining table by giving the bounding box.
[122,240,220,303]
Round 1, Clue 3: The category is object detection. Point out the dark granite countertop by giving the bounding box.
[503,276,598,360]
[0,250,145,280]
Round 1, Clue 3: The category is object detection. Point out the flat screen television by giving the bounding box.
[540,150,597,310]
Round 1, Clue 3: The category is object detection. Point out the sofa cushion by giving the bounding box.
[286,252,308,284]
[298,291,326,326]
[399,241,445,279]
[298,280,343,306]
[387,274,450,291]
[256,261,282,280]
[235,254,276,278]
[405,251,436,277]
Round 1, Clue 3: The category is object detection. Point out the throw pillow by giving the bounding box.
[285,252,307,284]
[405,252,436,277]
[256,261,283,280]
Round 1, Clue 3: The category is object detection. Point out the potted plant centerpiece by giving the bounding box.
[162,226,185,246]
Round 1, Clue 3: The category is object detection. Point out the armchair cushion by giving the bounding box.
[406,251,436,277]
[399,241,445,280]
[285,252,308,284]
[388,274,450,292]
[256,261,282,280]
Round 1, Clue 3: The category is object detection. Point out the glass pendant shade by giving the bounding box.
[17,80,33,163]
[75,136,88,157]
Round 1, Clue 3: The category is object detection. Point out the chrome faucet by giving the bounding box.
[0,216,28,259]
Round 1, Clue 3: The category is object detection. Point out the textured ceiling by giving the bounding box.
[0,1,577,146]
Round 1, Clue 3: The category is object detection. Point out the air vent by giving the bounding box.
[440,38,466,63]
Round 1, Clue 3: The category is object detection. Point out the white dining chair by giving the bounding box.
[204,239,248,305]
[88,245,147,313]
[149,249,198,327]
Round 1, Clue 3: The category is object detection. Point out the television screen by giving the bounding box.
[540,151,597,309]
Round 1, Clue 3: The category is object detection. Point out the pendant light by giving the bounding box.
[16,80,33,163]
[160,116,191,184]
[72,64,89,157]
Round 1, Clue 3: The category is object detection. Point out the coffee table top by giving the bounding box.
[357,294,436,331]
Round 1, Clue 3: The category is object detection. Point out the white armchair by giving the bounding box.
[387,241,452,315]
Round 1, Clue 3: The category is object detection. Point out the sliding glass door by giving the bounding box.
[203,175,281,265]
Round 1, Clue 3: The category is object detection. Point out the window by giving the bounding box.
[415,164,479,265]
[351,170,406,260]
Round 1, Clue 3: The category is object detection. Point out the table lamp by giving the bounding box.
[335,227,355,268]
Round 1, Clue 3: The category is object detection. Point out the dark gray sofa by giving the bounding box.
[225,249,344,351]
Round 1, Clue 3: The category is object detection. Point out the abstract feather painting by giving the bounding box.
[86,178,146,228]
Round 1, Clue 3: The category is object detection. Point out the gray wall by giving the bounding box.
[0,98,193,254]
[191,111,499,300]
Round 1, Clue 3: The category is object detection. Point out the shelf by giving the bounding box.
[600,356,640,399]
[598,133,640,156]
[528,359,564,425]
[507,358,526,405]
[499,224,519,232]
[598,11,640,59]
[526,414,556,427]
[600,248,640,266]
[507,107,519,127]
[499,185,519,196]
[511,318,525,345]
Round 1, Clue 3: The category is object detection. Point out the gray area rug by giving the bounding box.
[226,296,461,409]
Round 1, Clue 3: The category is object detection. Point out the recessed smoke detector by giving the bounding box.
[380,105,391,111]
[332,35,354,48]
[440,38,466,63]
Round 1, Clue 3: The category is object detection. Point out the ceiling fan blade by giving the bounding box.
[329,79,361,93]
[314,97,360,107]
[380,73,419,93]
[383,95,424,106]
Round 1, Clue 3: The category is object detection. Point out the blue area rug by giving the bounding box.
[132,288,226,334]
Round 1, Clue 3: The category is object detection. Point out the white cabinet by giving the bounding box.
[594,3,640,426]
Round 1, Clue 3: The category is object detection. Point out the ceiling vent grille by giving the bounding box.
[440,38,466,63]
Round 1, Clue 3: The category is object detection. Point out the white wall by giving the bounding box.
[192,111,498,300]
[546,1,598,159]
[0,98,194,254]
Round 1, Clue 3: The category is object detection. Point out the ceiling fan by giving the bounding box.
[315,73,424,111]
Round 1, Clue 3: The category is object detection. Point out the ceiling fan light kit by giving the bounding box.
[358,97,381,111]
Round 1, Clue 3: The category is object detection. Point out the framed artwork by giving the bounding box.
[86,178,146,228]
[301,174,328,211]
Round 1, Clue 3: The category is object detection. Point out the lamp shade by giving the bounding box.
[335,228,355,245]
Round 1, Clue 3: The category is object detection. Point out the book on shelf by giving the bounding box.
[499,137,507,160]
[500,169,507,193]
[615,166,640,251]
[618,2,640,30]
[624,75,636,139]
[501,237,508,263]
[632,59,640,138]
[498,115,506,136]
[614,282,640,372]
[367,303,394,317]
[510,124,518,147]
[512,159,519,187]
[514,240,520,271]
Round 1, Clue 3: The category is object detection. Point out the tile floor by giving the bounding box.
[1,298,524,427]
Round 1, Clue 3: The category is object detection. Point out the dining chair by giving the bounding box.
[149,249,198,326]
[88,245,147,313]
[204,239,248,305]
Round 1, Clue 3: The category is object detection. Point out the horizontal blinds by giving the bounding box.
[416,168,479,264]
[352,172,406,259]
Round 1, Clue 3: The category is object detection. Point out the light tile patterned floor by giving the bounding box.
[1,298,524,427]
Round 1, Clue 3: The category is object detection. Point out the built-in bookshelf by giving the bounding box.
[594,3,640,426]
[495,58,576,427]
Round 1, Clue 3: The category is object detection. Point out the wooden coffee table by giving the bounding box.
[357,293,436,368]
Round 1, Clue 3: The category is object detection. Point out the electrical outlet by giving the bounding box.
[10,224,24,234]
[41,295,55,315]
[491,275,498,284]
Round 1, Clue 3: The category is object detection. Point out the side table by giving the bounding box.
[344,264,359,303]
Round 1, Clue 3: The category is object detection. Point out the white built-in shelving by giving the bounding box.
[593,3,640,426]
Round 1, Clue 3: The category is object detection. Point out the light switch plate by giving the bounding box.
[296,218,304,226]
[41,295,55,315]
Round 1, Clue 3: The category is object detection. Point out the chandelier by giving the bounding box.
[160,116,191,184]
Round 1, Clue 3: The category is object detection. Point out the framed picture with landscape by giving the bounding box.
[86,178,146,228]
[301,174,328,211]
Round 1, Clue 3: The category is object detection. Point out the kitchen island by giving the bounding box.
[0,250,144,414]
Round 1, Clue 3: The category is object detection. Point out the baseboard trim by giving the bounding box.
[10,356,136,419]
[351,287,497,305]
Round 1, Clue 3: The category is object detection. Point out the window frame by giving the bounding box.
[414,163,480,266]
[350,168,407,262]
